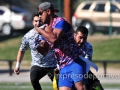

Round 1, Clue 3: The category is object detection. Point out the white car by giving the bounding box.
[0,6,33,35]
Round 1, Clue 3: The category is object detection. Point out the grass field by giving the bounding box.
[0,82,120,90]
[0,82,53,90]
[0,34,120,61]
[0,34,120,90]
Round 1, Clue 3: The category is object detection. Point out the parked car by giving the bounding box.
[72,1,120,35]
[0,6,33,35]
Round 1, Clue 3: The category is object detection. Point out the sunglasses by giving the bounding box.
[38,10,46,15]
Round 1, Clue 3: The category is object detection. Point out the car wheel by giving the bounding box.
[1,23,12,36]
[81,21,94,35]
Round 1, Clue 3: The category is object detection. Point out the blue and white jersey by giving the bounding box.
[81,41,93,61]
[20,28,57,68]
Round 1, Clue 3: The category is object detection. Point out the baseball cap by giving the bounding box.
[38,2,59,12]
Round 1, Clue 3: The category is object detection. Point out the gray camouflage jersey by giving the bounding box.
[19,28,57,68]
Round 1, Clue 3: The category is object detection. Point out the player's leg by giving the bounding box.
[30,65,47,90]
[58,63,74,90]
[46,67,56,81]
[89,81,104,90]
[47,67,60,89]
[75,81,86,90]
[72,59,88,90]
[59,87,71,90]
[87,70,104,90]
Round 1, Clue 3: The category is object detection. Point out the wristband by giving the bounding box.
[16,62,20,69]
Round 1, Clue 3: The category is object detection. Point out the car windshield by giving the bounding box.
[10,6,27,13]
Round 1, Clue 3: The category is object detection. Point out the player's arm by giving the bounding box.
[14,35,28,75]
[35,20,69,44]
[35,26,63,44]
[14,50,25,75]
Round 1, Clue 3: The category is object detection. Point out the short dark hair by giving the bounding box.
[32,11,39,21]
[74,26,88,34]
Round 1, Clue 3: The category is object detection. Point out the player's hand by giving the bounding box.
[35,35,41,47]
[45,25,53,33]
[54,68,59,74]
[14,68,20,75]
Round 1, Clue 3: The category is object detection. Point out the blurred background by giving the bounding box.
[0,0,120,90]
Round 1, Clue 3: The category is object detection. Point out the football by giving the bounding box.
[36,40,50,56]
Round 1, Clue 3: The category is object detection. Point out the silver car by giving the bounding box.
[0,6,33,35]
[72,1,120,35]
